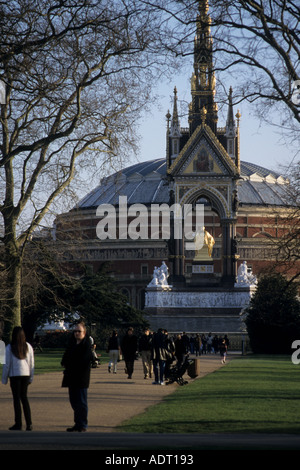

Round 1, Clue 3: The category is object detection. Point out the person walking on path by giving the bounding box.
[152,328,168,385]
[194,334,201,356]
[121,327,138,379]
[164,329,175,381]
[139,328,153,379]
[107,330,120,374]
[2,326,34,431]
[61,322,94,432]
[219,338,228,364]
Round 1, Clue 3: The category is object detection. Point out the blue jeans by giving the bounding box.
[153,359,166,383]
[68,388,88,429]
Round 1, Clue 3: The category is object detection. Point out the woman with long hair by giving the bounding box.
[2,326,34,431]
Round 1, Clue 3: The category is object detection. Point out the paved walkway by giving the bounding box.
[1,354,224,433]
[1,354,300,450]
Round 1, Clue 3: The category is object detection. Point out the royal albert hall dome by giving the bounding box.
[77,158,288,209]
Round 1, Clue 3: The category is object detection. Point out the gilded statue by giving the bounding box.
[194,226,215,257]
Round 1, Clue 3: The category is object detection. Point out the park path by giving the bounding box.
[0,354,229,432]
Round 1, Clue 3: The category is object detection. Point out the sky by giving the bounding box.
[136,73,295,177]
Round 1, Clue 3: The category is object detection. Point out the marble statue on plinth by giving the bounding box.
[235,260,257,287]
[147,261,171,289]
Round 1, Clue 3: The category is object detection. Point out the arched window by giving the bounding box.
[120,288,130,302]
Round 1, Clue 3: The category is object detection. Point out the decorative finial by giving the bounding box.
[171,86,179,129]
[199,0,209,15]
[201,106,207,125]
[166,109,171,130]
[235,109,241,126]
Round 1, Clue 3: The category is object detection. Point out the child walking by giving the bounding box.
[220,339,227,364]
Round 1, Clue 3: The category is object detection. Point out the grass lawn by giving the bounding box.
[0,348,109,375]
[33,349,65,374]
[118,355,300,435]
[33,349,109,374]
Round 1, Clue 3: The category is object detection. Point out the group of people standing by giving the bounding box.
[106,328,230,383]
[106,327,194,385]
[185,332,230,359]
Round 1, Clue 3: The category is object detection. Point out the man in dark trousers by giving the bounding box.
[152,328,168,385]
[61,322,94,432]
[139,328,153,379]
[121,327,138,379]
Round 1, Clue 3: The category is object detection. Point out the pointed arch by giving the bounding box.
[179,186,228,219]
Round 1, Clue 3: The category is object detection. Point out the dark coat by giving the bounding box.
[138,333,152,352]
[121,334,138,361]
[152,331,168,361]
[175,337,187,360]
[61,335,93,388]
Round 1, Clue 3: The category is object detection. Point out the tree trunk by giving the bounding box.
[3,235,22,342]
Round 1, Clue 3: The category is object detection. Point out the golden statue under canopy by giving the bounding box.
[194,226,215,258]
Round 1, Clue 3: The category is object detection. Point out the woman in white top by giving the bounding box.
[2,326,34,430]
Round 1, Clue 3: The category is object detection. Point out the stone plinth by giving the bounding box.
[144,286,256,333]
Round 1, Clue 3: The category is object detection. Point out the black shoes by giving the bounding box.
[9,424,33,431]
[9,424,22,431]
[66,425,87,432]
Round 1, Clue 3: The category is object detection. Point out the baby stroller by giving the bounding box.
[91,345,101,368]
[166,354,192,386]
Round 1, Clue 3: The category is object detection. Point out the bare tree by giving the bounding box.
[210,0,300,121]
[0,0,174,338]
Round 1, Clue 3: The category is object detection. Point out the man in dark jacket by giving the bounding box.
[61,322,94,432]
[121,327,138,379]
[152,328,168,385]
